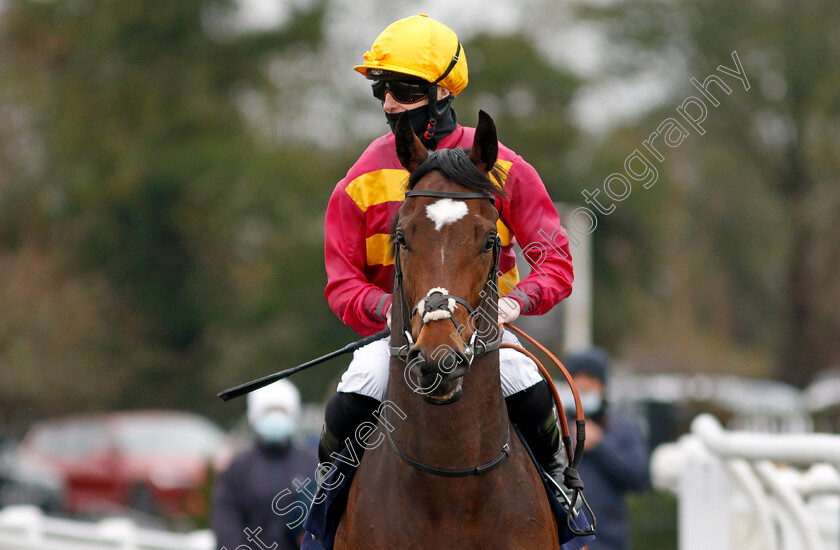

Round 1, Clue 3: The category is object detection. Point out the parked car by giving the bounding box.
[17,411,233,520]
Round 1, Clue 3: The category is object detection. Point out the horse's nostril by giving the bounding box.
[406,348,426,368]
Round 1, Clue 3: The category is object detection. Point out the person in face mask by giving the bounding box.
[212,380,318,550]
[562,348,652,550]
[321,13,576,506]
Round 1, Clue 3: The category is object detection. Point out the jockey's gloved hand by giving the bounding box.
[498,296,521,325]
[385,303,392,329]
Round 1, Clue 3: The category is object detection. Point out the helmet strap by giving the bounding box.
[423,89,455,140]
[423,41,461,140]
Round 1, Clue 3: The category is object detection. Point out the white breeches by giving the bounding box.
[336,329,543,401]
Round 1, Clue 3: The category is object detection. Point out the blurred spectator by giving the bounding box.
[564,348,651,550]
[212,380,318,550]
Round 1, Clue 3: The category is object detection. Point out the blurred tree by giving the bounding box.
[0,0,356,419]
[462,27,670,360]
[458,31,582,197]
[0,243,152,421]
[556,0,840,385]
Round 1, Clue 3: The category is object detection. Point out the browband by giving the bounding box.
[404,190,495,203]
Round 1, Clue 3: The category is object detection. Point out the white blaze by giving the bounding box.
[426,199,468,231]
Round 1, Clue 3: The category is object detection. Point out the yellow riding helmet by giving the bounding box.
[354,14,468,96]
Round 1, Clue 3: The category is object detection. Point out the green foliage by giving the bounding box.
[0,0,349,419]
[3,0,836,429]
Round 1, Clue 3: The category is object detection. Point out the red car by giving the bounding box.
[18,410,233,519]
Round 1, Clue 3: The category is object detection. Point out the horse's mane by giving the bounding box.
[406,148,508,198]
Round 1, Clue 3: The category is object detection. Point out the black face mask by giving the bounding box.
[385,101,458,150]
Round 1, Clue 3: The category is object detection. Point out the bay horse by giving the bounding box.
[334,111,560,549]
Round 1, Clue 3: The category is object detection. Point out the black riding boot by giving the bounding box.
[505,381,581,513]
[317,391,381,466]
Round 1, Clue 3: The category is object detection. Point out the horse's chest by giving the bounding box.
[340,451,558,549]
[342,506,554,550]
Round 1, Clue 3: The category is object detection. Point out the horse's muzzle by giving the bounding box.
[406,346,470,405]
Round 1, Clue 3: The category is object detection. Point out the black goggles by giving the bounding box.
[371,79,430,104]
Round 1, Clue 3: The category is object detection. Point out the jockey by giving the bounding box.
[321,14,575,503]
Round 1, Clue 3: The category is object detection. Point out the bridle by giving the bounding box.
[389,189,504,366]
[386,188,509,477]
[375,189,596,534]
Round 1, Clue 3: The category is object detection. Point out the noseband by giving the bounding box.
[389,189,504,365]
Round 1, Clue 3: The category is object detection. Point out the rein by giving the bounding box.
[503,324,597,537]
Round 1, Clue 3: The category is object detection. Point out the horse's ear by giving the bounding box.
[468,110,498,174]
[395,112,428,172]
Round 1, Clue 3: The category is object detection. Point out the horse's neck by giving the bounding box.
[385,352,508,469]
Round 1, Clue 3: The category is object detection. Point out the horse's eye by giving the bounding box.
[483,234,498,252]
[396,231,407,249]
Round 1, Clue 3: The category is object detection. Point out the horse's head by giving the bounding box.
[392,110,506,405]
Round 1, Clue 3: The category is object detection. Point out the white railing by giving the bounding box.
[0,506,215,550]
[652,414,840,550]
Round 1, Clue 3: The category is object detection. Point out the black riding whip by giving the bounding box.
[217,328,390,402]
